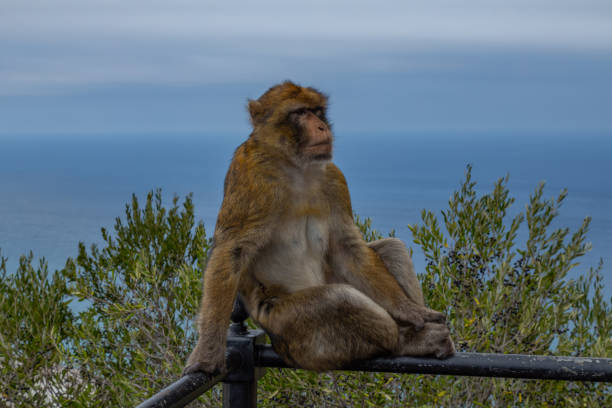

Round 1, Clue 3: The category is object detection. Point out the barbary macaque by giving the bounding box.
[184,81,454,374]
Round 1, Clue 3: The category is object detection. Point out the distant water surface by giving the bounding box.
[1,132,610,296]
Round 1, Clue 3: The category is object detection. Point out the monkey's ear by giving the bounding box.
[248,99,265,126]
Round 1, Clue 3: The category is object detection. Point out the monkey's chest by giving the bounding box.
[252,215,329,292]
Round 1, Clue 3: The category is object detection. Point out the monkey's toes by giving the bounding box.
[434,336,456,359]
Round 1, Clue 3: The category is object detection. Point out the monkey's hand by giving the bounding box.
[183,341,225,376]
[391,304,447,331]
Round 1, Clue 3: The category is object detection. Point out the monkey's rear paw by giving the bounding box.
[398,322,455,359]
[434,334,455,359]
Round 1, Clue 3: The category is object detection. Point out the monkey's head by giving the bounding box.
[248,81,333,163]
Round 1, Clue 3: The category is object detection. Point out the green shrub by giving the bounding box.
[260,166,611,407]
[62,190,213,406]
[0,252,75,407]
[0,169,609,407]
[404,166,611,406]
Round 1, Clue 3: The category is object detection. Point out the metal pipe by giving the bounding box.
[256,345,612,382]
[134,372,224,408]
[135,349,242,408]
[136,346,611,407]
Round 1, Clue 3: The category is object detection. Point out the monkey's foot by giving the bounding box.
[398,322,455,359]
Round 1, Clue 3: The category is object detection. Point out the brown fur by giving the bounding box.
[184,81,454,374]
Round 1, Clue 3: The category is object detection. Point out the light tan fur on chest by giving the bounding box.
[251,165,331,292]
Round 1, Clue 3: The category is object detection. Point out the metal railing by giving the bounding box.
[137,305,612,408]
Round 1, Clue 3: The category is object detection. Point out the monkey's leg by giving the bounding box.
[368,238,455,358]
[251,284,400,371]
[367,238,424,305]
[343,237,444,327]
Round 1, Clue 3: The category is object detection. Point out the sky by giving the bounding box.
[1,0,611,137]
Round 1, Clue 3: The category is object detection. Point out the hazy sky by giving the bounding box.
[1,0,611,137]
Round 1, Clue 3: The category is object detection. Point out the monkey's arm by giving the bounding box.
[184,229,270,375]
[184,151,283,375]
[183,242,238,375]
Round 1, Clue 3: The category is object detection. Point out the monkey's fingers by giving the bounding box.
[394,306,447,330]
[393,308,426,331]
[183,345,226,377]
[182,361,222,377]
[422,309,447,324]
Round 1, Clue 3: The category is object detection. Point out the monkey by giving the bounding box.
[184,81,454,374]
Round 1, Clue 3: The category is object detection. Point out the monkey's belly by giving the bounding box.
[252,216,329,292]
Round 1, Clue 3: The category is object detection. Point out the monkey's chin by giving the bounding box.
[306,145,332,162]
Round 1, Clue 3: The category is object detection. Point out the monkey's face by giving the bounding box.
[290,106,333,162]
[248,81,333,163]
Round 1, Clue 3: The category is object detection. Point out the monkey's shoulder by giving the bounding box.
[223,144,287,192]
[322,163,352,214]
[226,141,291,184]
[216,155,289,236]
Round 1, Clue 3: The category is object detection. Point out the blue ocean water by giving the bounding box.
[1,132,610,297]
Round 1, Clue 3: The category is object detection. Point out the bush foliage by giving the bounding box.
[1,169,610,407]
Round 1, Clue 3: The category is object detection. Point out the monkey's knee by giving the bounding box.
[368,238,413,271]
[368,238,424,305]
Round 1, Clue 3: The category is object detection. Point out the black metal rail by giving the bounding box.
[137,334,612,408]
[135,371,225,408]
[258,344,612,382]
[135,349,242,408]
[137,303,612,408]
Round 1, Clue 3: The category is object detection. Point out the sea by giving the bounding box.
[1,132,611,298]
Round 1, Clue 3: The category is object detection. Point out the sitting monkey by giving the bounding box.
[184,81,454,374]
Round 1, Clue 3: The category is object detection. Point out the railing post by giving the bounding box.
[223,297,266,408]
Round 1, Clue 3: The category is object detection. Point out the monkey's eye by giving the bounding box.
[292,108,308,116]
[313,107,324,117]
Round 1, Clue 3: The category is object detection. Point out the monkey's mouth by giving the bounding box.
[306,141,332,154]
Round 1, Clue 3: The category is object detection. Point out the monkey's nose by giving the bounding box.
[318,125,326,131]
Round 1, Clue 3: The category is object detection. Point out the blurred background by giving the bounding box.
[1,0,611,293]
